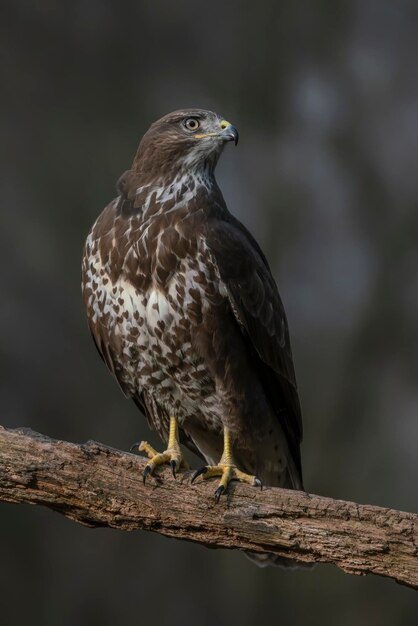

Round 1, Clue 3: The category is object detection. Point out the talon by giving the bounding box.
[191,466,208,483]
[214,485,225,503]
[138,417,186,484]
[130,441,140,453]
[143,465,152,484]
[190,428,262,500]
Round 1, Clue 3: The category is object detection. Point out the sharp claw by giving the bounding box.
[170,459,177,479]
[214,485,225,503]
[143,465,152,484]
[191,466,208,484]
[130,441,140,453]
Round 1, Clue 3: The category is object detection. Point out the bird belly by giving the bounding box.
[84,250,298,484]
[85,255,225,434]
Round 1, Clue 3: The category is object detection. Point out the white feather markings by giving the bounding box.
[145,288,171,328]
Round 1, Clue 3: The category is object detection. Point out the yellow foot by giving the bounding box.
[191,463,262,503]
[131,440,187,483]
[140,440,181,483]
[130,416,188,484]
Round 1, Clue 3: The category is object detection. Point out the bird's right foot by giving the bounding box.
[138,440,186,482]
[130,416,187,483]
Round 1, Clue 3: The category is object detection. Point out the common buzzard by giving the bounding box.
[82,109,304,511]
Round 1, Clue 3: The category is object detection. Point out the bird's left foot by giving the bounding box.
[191,463,262,502]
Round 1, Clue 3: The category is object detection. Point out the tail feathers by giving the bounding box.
[256,460,304,493]
[246,443,310,569]
[245,551,314,569]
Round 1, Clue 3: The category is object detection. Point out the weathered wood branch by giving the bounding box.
[0,425,416,589]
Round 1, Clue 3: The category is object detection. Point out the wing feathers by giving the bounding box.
[206,215,303,471]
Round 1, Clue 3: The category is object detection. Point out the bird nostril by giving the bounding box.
[220,121,229,129]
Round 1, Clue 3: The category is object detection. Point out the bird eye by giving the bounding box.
[183,118,200,131]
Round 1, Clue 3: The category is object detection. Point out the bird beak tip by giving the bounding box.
[222,125,239,146]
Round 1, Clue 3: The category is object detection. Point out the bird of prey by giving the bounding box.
[82,109,304,508]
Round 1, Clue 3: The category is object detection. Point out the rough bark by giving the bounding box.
[0,425,416,589]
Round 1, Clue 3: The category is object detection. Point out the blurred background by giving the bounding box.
[1,0,417,624]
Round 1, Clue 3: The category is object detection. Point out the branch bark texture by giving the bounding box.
[0,425,416,589]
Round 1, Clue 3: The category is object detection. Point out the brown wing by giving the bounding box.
[205,214,303,479]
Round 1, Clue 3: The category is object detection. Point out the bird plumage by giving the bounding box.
[82,109,304,505]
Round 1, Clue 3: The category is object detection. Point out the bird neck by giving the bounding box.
[133,168,220,222]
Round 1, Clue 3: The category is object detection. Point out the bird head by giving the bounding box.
[133,109,239,180]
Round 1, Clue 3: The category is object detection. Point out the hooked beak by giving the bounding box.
[220,121,239,145]
[194,119,239,145]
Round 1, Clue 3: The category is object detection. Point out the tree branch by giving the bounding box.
[0,425,416,589]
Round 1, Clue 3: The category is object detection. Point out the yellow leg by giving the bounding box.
[131,417,187,483]
[191,427,262,502]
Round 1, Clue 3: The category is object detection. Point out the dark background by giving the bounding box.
[1,1,417,624]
